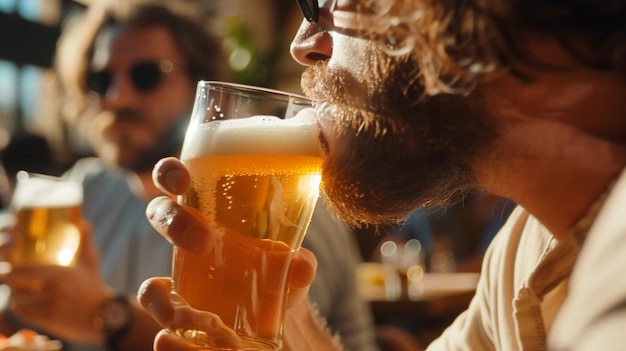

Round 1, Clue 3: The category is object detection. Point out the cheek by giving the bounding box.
[151,89,194,120]
[328,34,374,78]
[483,70,626,135]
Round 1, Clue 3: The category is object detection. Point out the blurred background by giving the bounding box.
[0,0,304,200]
[0,1,516,349]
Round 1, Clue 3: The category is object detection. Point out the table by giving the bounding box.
[357,263,479,346]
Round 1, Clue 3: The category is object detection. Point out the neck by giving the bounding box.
[473,118,626,239]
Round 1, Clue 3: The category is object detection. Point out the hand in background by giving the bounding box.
[1,221,112,343]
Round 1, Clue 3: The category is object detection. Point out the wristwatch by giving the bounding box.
[97,294,134,350]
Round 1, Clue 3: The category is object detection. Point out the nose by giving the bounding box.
[100,74,136,110]
[290,19,333,66]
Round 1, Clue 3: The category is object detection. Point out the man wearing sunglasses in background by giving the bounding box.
[139,0,626,350]
[0,2,379,351]
[0,3,224,350]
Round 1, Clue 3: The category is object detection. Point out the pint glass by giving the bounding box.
[172,81,322,350]
[9,171,83,267]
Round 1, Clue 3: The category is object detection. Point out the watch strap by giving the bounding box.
[103,294,133,351]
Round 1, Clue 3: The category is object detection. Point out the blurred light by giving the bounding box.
[406,265,425,282]
[430,251,456,272]
[0,60,18,110]
[20,65,43,123]
[380,240,397,258]
[58,248,74,266]
[404,238,422,255]
[0,128,10,150]
[228,47,252,71]
[0,0,16,13]
[16,0,40,22]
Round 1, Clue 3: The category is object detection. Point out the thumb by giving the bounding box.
[286,248,317,309]
[75,221,101,268]
[0,212,16,262]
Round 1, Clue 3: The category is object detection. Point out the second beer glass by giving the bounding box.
[10,171,83,267]
[172,81,322,350]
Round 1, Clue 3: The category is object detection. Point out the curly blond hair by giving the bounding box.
[354,0,626,94]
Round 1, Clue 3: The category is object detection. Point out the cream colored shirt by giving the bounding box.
[429,167,626,351]
[549,168,626,350]
[427,207,579,351]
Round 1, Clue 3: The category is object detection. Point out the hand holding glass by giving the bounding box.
[171,81,322,350]
[9,171,83,267]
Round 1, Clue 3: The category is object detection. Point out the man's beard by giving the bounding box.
[125,116,188,174]
[301,50,496,227]
[91,110,188,174]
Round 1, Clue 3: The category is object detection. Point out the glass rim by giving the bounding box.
[197,81,312,103]
[16,170,71,183]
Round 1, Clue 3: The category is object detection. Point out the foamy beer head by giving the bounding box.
[181,107,321,159]
[10,172,83,267]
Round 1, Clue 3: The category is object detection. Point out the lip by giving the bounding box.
[314,103,341,158]
[107,113,142,127]
[316,120,331,157]
[102,118,144,139]
[104,120,137,134]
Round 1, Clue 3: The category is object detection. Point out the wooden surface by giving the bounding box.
[358,264,480,347]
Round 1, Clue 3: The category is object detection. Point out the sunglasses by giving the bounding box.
[86,60,180,96]
[297,0,327,23]
[296,0,420,56]
[296,0,387,34]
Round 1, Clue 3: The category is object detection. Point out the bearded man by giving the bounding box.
[139,0,626,350]
[1,2,377,351]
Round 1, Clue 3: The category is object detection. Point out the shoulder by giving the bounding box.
[482,206,550,266]
[64,158,130,193]
[63,157,106,180]
[477,205,553,308]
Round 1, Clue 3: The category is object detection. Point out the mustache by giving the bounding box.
[301,61,370,108]
[109,109,144,124]
[301,55,427,138]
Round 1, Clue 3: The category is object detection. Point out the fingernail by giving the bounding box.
[146,200,176,232]
[156,207,176,230]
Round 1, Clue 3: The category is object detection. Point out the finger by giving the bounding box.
[153,157,190,196]
[139,278,240,349]
[0,239,13,261]
[138,277,176,327]
[155,329,209,351]
[146,197,211,255]
[11,295,42,314]
[10,278,47,294]
[75,221,101,268]
[0,213,16,262]
[290,248,317,288]
[286,248,318,309]
[0,212,16,235]
[10,284,53,316]
[3,266,58,288]
[170,304,240,349]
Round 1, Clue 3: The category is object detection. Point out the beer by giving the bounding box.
[174,110,322,350]
[10,173,83,267]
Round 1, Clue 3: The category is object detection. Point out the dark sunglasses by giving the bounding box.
[296,0,419,54]
[297,0,322,23]
[86,60,178,96]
